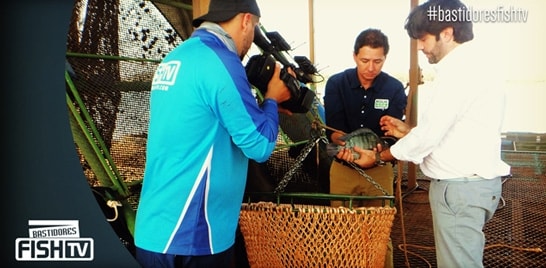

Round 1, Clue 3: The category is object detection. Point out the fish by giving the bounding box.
[326,128,395,160]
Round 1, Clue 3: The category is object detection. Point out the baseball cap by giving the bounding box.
[192,0,261,27]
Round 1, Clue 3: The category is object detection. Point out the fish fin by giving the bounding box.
[342,128,376,140]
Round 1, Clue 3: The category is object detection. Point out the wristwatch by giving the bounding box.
[375,151,386,166]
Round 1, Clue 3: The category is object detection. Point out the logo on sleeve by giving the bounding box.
[152,60,181,91]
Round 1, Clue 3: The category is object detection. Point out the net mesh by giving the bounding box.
[66,0,326,192]
[239,202,397,268]
[66,0,187,186]
[390,151,546,267]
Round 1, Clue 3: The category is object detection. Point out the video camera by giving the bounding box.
[245,25,323,113]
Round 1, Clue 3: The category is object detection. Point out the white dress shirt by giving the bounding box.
[391,42,511,179]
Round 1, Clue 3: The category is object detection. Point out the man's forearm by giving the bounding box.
[379,149,396,163]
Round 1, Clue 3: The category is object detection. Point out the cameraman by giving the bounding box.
[133,0,292,267]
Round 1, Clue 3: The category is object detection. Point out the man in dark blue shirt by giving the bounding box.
[323,28,407,268]
[325,71,406,139]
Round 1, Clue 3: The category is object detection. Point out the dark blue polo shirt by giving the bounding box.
[323,68,407,140]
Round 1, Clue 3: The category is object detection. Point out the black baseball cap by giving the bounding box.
[192,0,261,27]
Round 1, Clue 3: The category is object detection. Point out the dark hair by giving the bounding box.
[353,28,390,56]
[404,0,473,43]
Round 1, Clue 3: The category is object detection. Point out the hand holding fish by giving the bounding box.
[326,127,392,169]
[335,145,378,168]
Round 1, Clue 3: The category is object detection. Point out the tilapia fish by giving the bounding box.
[326,128,394,160]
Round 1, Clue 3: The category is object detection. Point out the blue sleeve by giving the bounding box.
[209,50,279,162]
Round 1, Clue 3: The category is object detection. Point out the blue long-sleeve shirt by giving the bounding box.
[134,28,279,256]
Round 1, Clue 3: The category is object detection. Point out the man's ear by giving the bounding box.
[440,27,454,42]
[242,13,254,31]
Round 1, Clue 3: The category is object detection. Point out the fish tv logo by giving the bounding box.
[15,220,94,261]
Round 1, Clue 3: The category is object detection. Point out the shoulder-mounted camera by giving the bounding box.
[245,25,323,113]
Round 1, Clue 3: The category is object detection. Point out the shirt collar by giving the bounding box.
[434,42,471,73]
[197,21,238,55]
[350,68,384,91]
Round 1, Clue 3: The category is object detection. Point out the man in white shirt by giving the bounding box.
[335,0,511,267]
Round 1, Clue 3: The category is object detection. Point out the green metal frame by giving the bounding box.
[65,70,136,236]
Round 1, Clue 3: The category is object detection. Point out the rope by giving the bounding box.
[106,200,122,222]
[312,120,343,134]
[484,244,542,252]
[396,162,413,267]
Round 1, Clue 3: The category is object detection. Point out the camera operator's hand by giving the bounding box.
[264,63,292,114]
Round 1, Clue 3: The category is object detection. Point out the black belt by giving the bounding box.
[431,175,484,182]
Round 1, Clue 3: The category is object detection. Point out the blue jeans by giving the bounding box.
[429,176,502,268]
